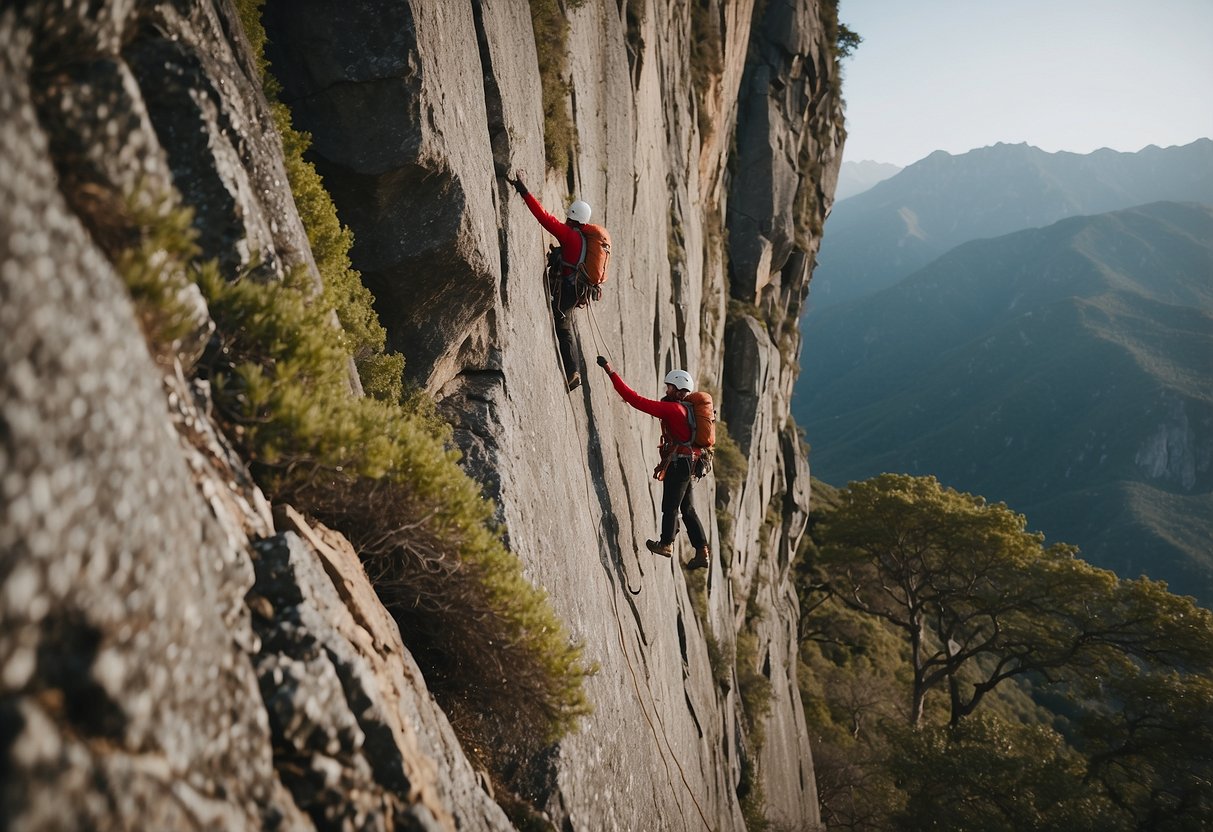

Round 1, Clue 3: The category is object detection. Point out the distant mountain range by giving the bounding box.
[796,201,1213,605]
[834,160,902,201]
[811,139,1213,310]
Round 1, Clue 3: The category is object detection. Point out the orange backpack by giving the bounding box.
[568,224,611,305]
[682,391,716,449]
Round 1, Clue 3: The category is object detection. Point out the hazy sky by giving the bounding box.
[836,0,1213,166]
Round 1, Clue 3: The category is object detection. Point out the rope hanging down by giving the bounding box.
[576,300,712,829]
[545,255,711,829]
[584,298,614,365]
[607,577,714,831]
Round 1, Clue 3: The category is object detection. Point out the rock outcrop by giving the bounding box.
[2,0,842,829]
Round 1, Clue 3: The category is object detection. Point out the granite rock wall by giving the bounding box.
[1,0,843,828]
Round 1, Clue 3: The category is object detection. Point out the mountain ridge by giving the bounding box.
[834,159,902,200]
[810,139,1213,309]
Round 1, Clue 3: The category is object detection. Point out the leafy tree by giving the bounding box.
[813,474,1213,727]
[887,714,1114,832]
[1071,669,1213,830]
[798,473,1213,829]
[835,23,861,58]
[813,474,1065,724]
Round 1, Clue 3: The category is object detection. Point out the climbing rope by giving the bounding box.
[605,572,715,832]
[584,295,615,365]
[542,263,712,829]
[545,268,640,595]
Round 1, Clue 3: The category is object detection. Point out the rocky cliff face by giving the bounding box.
[1,0,842,829]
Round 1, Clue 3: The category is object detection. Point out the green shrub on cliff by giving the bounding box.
[201,267,594,752]
[116,201,593,755]
[234,0,402,403]
[113,192,212,358]
[526,0,585,173]
[115,0,598,766]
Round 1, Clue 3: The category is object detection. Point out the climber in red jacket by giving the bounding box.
[508,171,590,391]
[596,356,711,570]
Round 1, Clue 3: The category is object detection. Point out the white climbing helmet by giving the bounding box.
[566,200,592,223]
[664,369,694,392]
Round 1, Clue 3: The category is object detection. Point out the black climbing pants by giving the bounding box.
[660,457,708,548]
[550,275,581,381]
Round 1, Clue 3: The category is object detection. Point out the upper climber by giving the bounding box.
[508,171,609,392]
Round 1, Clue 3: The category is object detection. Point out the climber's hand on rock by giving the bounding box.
[509,172,527,195]
[596,356,612,373]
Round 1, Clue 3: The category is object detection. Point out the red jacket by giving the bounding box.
[523,192,584,272]
[608,372,693,445]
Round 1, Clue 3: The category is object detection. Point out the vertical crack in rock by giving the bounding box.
[652,284,664,368]
[630,622,654,681]
[683,691,704,739]
[676,611,689,671]
[613,446,650,584]
[583,401,648,643]
[470,0,513,302]
[623,0,645,88]
[564,84,578,192]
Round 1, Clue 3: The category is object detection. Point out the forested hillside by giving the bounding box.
[795,475,1213,831]
[796,201,1213,605]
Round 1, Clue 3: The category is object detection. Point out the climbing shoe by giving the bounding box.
[566,371,582,391]
[687,546,710,570]
[646,539,673,558]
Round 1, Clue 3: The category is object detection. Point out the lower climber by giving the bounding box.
[596,355,710,570]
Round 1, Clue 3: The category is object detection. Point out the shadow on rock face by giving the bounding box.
[320,160,498,385]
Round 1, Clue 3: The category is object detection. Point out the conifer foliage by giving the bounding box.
[111,0,598,786]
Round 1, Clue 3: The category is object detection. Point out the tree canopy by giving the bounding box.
[798,473,1213,830]
[813,474,1213,727]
